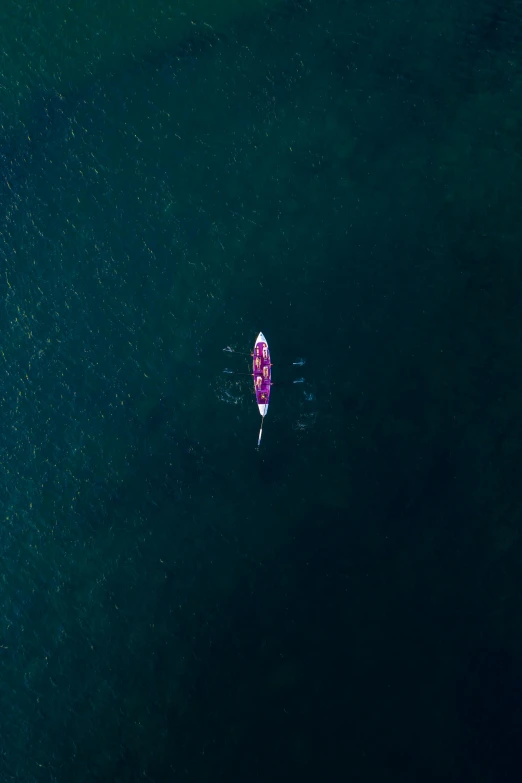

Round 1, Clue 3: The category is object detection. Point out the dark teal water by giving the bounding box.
[2,0,522,780]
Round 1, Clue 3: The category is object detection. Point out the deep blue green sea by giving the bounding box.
[2,0,522,780]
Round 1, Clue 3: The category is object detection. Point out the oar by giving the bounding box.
[224,347,305,368]
[223,347,252,357]
[257,414,265,448]
[256,402,268,449]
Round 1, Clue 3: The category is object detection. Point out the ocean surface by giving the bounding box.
[2,0,522,780]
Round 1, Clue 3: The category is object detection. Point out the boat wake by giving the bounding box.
[293,411,317,431]
[218,387,242,405]
[292,378,317,432]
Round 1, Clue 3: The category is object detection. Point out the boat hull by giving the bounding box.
[253,331,270,416]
